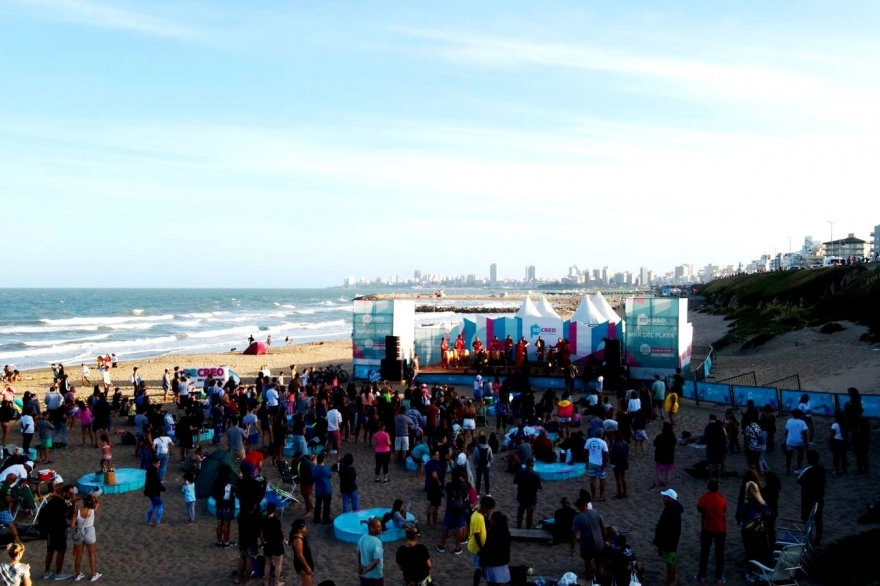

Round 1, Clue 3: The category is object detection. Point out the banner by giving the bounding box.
[626,297,688,379]
[520,316,564,360]
[733,386,778,409]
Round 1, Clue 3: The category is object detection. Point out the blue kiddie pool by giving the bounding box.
[76,468,146,495]
[532,462,586,482]
[333,508,416,543]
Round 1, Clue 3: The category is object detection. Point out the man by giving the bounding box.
[535,335,546,364]
[671,367,685,396]
[571,493,606,584]
[424,450,445,527]
[409,353,420,387]
[653,488,684,586]
[704,414,728,479]
[394,407,414,465]
[396,526,431,586]
[696,479,727,585]
[236,504,261,584]
[504,335,514,364]
[177,375,191,408]
[357,517,385,586]
[129,366,142,394]
[513,458,542,529]
[296,452,315,516]
[585,430,609,502]
[40,477,76,580]
[0,460,33,485]
[226,416,247,461]
[161,368,172,403]
[797,449,826,544]
[312,453,333,525]
[467,496,495,586]
[152,428,174,482]
[326,403,343,455]
[743,415,764,472]
[651,375,666,420]
[553,496,578,545]
[473,434,493,497]
[44,385,67,448]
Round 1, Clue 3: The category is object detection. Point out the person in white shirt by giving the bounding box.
[0,461,32,486]
[783,409,809,474]
[19,412,35,454]
[584,431,609,502]
[626,390,641,415]
[326,407,343,454]
[829,414,848,475]
[152,431,175,482]
[264,386,279,413]
[80,364,90,386]
[101,366,111,390]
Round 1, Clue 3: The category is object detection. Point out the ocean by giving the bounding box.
[0,288,520,371]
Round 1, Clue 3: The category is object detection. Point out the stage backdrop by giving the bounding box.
[352,299,415,368]
[520,315,565,360]
[625,297,691,380]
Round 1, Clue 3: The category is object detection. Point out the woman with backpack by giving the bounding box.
[473,435,493,497]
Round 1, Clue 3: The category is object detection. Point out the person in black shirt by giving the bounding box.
[289,518,314,582]
[480,511,511,586]
[261,503,285,585]
[552,496,578,545]
[236,505,261,584]
[797,449,826,544]
[396,526,431,586]
[703,414,727,479]
[332,453,359,512]
[41,479,76,580]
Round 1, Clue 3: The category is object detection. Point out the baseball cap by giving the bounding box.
[24,461,34,468]
[660,488,678,500]
[420,383,427,388]
[53,474,64,485]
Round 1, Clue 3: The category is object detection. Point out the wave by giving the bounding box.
[182,312,214,319]
[103,322,162,331]
[319,301,334,306]
[39,314,174,327]
[294,309,316,315]
[0,324,101,335]
[280,304,296,309]
[0,335,178,360]
[23,333,112,347]
[180,325,257,339]
[131,309,145,315]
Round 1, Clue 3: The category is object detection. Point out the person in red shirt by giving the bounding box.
[440,338,450,369]
[695,479,727,585]
[244,449,266,477]
[504,335,514,364]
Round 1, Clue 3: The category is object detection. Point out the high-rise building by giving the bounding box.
[525,265,536,281]
[872,225,880,257]
[490,263,498,284]
[601,267,609,286]
[640,266,650,287]
[568,265,579,277]
[413,269,422,281]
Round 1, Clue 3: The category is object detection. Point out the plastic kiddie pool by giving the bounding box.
[532,462,586,482]
[333,508,416,543]
[76,468,146,495]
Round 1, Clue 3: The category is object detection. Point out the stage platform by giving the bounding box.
[416,366,593,391]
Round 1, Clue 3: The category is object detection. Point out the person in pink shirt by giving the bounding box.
[75,400,95,447]
[373,422,392,483]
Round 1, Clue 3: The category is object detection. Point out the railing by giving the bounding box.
[716,371,758,387]
[761,374,801,391]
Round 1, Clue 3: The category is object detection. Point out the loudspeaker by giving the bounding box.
[385,336,400,360]
[380,358,405,381]
[605,339,622,368]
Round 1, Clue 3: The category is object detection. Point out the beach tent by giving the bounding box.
[591,292,621,323]
[242,341,267,355]
[535,296,562,319]
[570,295,606,325]
[195,449,238,499]
[515,296,542,318]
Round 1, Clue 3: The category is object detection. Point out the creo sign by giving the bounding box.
[637,314,668,327]
[197,367,226,378]
[529,324,558,337]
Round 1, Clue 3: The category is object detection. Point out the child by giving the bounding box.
[182,472,196,522]
[191,446,205,474]
[76,400,95,447]
[99,433,113,473]
[631,411,647,457]
[36,411,55,464]
[724,409,740,454]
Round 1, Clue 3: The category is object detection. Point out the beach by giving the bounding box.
[5,312,879,586]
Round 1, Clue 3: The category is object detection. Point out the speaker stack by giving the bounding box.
[381,335,405,380]
[603,339,623,391]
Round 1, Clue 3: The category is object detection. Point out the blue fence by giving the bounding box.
[686,380,870,418]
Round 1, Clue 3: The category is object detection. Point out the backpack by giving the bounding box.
[477,444,490,468]
[120,431,136,446]
[568,364,578,379]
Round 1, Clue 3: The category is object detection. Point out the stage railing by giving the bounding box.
[715,371,757,387]
[761,374,801,391]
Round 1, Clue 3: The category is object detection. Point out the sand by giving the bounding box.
[6,317,879,585]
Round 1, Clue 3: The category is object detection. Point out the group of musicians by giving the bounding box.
[440,333,572,371]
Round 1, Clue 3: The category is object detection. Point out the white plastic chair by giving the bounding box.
[749,544,803,585]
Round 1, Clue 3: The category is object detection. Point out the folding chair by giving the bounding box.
[749,544,803,585]
[776,503,817,573]
[265,485,296,518]
[276,460,299,495]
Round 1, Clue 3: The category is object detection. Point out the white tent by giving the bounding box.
[535,296,561,319]
[570,294,606,325]
[591,292,621,323]
[515,296,542,318]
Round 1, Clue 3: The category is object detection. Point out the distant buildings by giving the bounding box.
[823,233,868,258]
[489,263,498,284]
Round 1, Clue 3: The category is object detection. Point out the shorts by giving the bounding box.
[247,433,260,446]
[652,399,664,408]
[633,429,648,442]
[427,487,443,508]
[73,526,96,546]
[300,484,314,497]
[483,565,510,583]
[263,542,285,557]
[588,463,606,480]
[517,501,536,513]
[239,543,259,557]
[41,438,53,449]
[462,419,475,430]
[442,510,465,530]
[47,529,67,553]
[232,449,246,461]
[0,510,13,524]
[659,550,677,565]
[216,507,235,522]
[559,417,571,423]
[472,553,481,570]
[394,437,409,452]
[707,448,724,464]
[746,449,760,467]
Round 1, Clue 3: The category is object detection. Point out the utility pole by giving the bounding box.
[827,221,835,256]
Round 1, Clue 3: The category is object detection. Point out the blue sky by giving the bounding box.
[2,1,878,287]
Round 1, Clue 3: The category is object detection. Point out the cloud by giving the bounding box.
[16,0,197,39]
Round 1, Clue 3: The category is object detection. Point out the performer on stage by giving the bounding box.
[472,337,484,354]
[455,334,465,354]
[440,337,450,369]
[489,336,500,352]
[504,335,514,364]
[559,338,572,371]
[535,335,546,364]
[515,337,528,368]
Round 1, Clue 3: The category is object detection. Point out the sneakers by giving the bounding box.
[74,574,85,582]
[90,574,103,582]
[435,546,446,553]
[43,572,54,580]
[55,574,74,581]
[453,548,462,555]
[692,577,707,584]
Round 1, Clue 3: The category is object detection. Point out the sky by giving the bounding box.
[1,1,879,287]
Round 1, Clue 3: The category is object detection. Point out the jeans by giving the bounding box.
[22,433,33,454]
[475,466,490,495]
[185,501,195,521]
[156,452,169,481]
[698,530,725,580]
[146,496,164,524]
[314,495,331,524]
[292,435,307,457]
[342,490,359,513]
[359,578,385,586]
[53,418,68,445]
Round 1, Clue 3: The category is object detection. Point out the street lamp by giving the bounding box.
[827,221,835,257]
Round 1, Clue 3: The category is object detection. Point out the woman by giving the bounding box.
[289,518,314,586]
[387,498,412,529]
[557,393,574,440]
[480,511,511,586]
[71,493,101,582]
[271,412,288,464]
[138,429,154,471]
[830,412,849,475]
[74,400,95,447]
[626,390,641,417]
[0,542,31,586]
[610,430,629,499]
[396,526,432,586]
[461,400,477,445]
[762,472,782,548]
[373,422,392,483]
[798,394,814,442]
[144,457,166,527]
[262,503,285,586]
[651,422,676,490]
[738,481,772,569]
[0,401,14,446]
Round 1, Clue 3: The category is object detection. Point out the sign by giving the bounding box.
[183,366,238,389]
[626,297,688,379]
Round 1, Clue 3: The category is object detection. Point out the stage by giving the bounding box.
[415,364,597,391]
